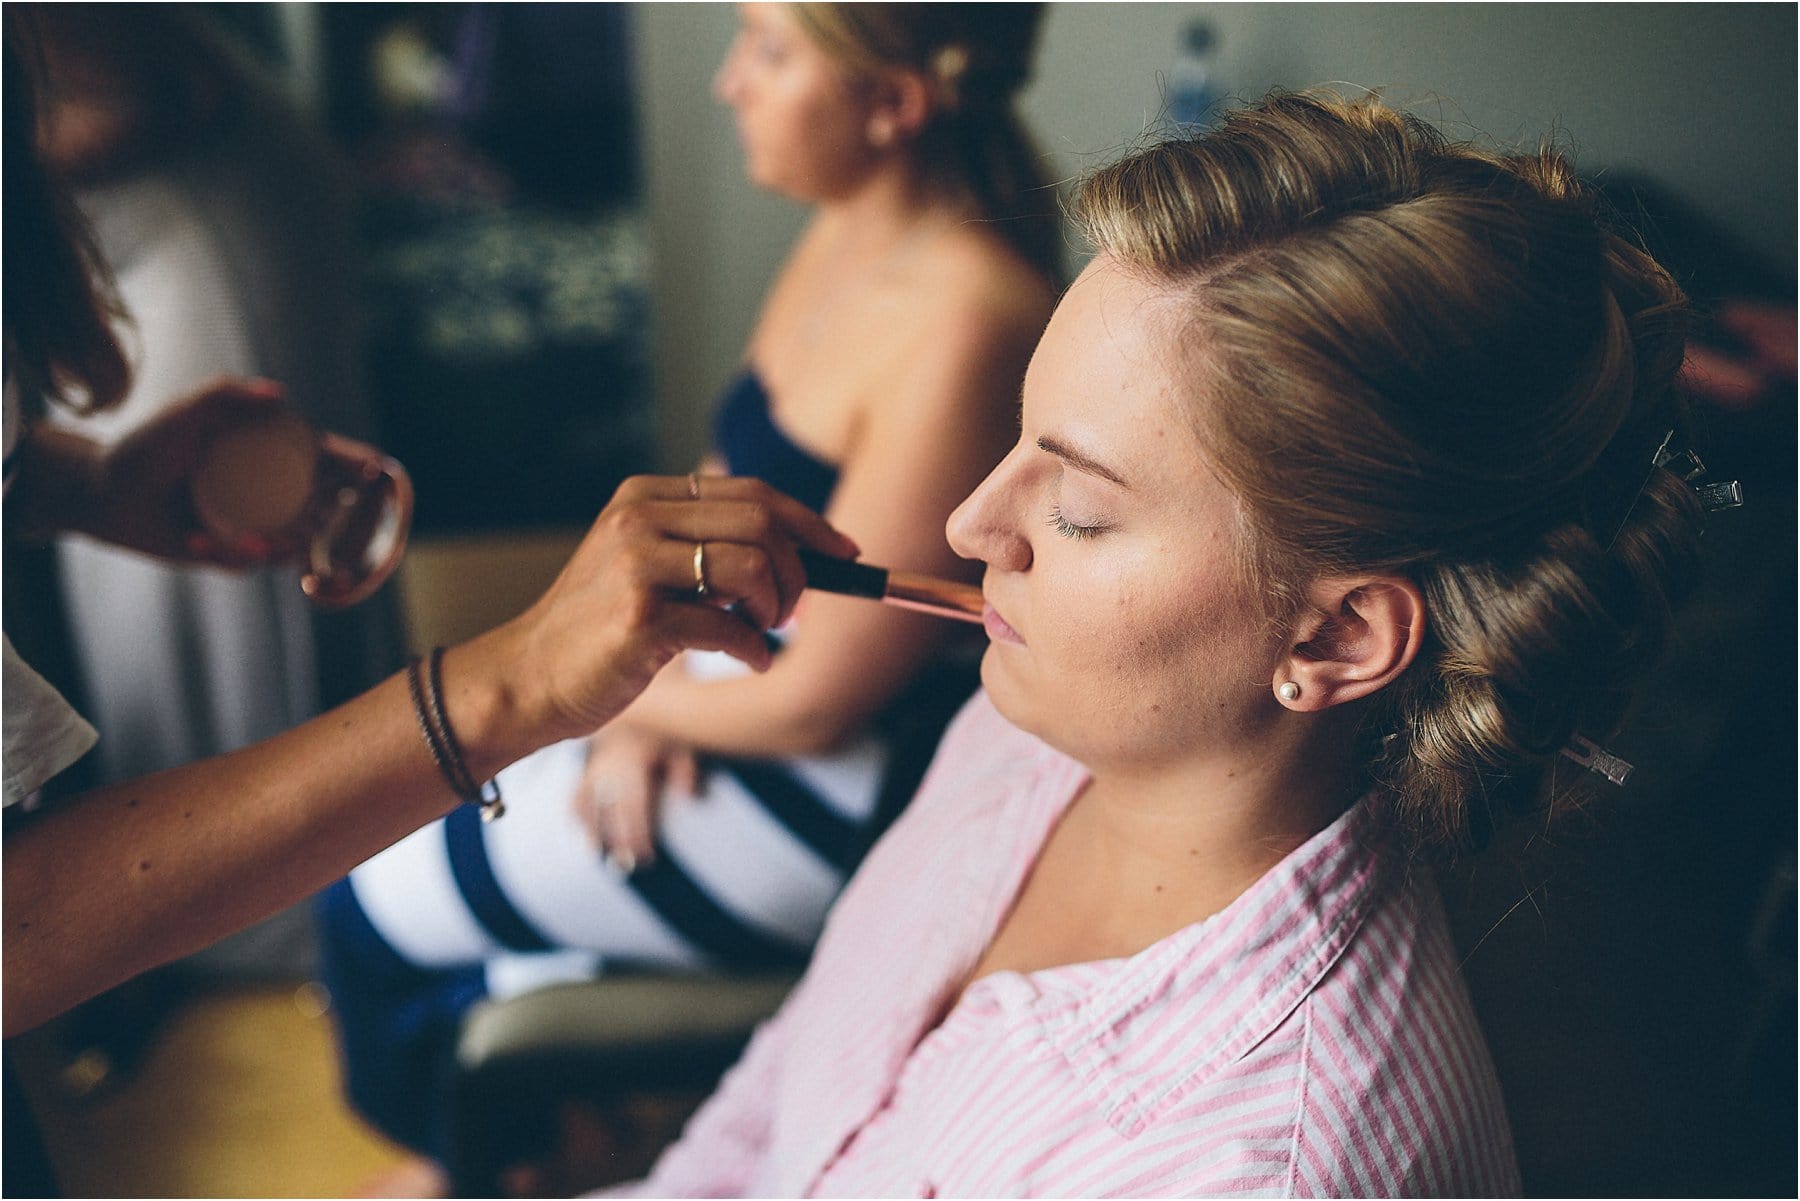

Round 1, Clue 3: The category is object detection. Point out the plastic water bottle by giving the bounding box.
[1167,20,1222,133]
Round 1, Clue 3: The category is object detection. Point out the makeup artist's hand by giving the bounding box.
[476,474,859,752]
[11,376,297,567]
[573,726,699,870]
[102,376,302,566]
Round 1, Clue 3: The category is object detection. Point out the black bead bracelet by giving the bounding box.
[406,647,505,821]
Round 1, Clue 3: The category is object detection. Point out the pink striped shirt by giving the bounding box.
[626,693,1519,1197]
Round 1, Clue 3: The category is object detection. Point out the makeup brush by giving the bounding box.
[798,550,984,623]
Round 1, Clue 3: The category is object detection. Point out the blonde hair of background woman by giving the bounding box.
[794,2,1062,281]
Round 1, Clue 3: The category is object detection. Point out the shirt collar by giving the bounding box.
[1029,798,1392,1139]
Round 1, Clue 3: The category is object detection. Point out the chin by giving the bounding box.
[981,655,1135,771]
[980,654,1054,744]
[743,158,775,190]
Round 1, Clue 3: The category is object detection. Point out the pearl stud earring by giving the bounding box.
[1278,681,1301,702]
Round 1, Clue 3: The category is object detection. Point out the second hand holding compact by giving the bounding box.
[797,550,984,623]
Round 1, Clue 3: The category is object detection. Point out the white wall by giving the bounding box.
[636,2,1797,469]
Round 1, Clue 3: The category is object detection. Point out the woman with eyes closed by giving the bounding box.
[613,92,1714,1198]
[316,3,1058,1187]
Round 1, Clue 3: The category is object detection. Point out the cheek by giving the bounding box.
[800,104,867,162]
[754,94,863,185]
[1075,588,1191,702]
[1069,548,1258,709]
[1027,552,1173,694]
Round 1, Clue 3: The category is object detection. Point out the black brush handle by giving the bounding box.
[797,550,890,600]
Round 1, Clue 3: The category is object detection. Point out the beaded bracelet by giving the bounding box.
[406,647,506,821]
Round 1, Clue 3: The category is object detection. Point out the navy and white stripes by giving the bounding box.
[341,730,887,977]
[318,726,900,1156]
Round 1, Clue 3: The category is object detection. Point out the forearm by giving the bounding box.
[618,608,946,758]
[0,473,858,1034]
[3,423,104,543]
[619,663,862,758]
[1,633,535,1037]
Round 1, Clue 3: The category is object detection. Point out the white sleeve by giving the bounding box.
[3,634,98,810]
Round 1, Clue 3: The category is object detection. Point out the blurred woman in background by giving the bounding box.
[319,4,1059,1186]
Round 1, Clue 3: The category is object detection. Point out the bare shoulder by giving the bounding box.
[901,220,1058,355]
[850,228,1051,445]
[931,220,1058,323]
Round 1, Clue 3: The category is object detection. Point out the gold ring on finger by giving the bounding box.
[687,471,702,500]
[693,540,710,599]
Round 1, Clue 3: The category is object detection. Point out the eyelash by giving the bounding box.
[1047,503,1107,541]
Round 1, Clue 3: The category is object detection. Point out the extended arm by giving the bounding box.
[6,656,477,1036]
[3,474,857,1036]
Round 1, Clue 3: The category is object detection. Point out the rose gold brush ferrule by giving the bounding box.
[882,571,985,623]
[797,550,985,624]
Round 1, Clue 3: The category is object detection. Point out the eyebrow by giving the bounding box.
[1036,434,1131,489]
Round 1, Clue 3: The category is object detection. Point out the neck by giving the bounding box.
[1076,715,1363,921]
[813,152,961,245]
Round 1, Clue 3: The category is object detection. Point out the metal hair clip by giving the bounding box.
[1607,428,1745,549]
[1650,439,1744,511]
[1561,734,1634,786]
[1652,431,1745,510]
[1696,480,1745,512]
[1652,437,1706,480]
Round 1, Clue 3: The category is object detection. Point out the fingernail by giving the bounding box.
[609,849,638,876]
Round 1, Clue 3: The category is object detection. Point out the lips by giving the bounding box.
[982,602,1025,646]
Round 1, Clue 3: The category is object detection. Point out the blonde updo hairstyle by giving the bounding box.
[792,3,1060,281]
[1078,92,1706,850]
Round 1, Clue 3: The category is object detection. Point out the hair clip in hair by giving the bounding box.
[1654,445,1707,481]
[1607,429,1745,550]
[1650,432,1744,509]
[1561,734,1634,786]
[1696,479,1745,512]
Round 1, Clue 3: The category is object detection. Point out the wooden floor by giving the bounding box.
[15,983,410,1198]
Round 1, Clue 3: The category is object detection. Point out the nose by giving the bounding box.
[713,39,744,104]
[947,445,1032,574]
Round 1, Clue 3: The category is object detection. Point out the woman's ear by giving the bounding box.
[865,70,933,149]
[1275,577,1426,711]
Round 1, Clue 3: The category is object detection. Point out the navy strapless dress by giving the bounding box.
[711,371,839,514]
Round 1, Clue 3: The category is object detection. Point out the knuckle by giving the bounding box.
[617,501,658,538]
